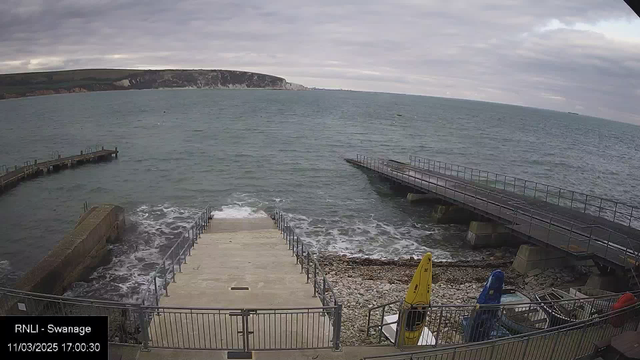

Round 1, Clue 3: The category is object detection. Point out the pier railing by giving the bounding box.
[408,155,640,229]
[1,146,119,195]
[366,290,639,347]
[353,155,640,272]
[141,205,213,306]
[362,300,640,360]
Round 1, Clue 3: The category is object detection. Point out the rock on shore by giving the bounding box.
[317,253,590,346]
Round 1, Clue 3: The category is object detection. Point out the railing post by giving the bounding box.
[172,250,177,282]
[333,304,342,351]
[300,238,304,273]
[163,264,170,297]
[395,307,406,348]
[306,251,310,284]
[570,192,575,209]
[434,307,443,347]
[605,231,612,259]
[153,275,159,306]
[138,308,150,351]
[313,260,317,297]
[567,223,574,250]
[572,324,589,359]
[520,338,529,360]
[241,309,250,353]
[322,276,327,305]
[545,185,549,202]
[584,195,588,213]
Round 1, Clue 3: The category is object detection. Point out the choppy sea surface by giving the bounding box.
[1,89,639,301]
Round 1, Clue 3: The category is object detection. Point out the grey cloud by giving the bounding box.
[0,0,639,123]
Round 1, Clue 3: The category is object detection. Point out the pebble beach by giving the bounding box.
[317,251,591,346]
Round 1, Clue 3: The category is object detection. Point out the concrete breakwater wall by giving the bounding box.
[15,204,125,295]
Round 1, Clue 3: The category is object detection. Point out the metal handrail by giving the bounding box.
[369,288,640,311]
[405,156,640,277]
[273,209,343,351]
[397,157,635,240]
[409,155,640,229]
[366,289,640,343]
[0,286,140,308]
[142,305,339,311]
[354,155,640,269]
[273,209,341,307]
[0,285,342,351]
[363,299,640,359]
[140,205,213,306]
[406,158,640,250]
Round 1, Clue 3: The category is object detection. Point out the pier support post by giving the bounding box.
[466,221,511,248]
[585,273,626,292]
[432,205,477,224]
[512,244,566,274]
[406,193,439,203]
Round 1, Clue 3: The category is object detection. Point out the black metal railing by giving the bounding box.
[273,209,342,350]
[274,209,341,308]
[353,155,640,271]
[409,155,640,229]
[143,305,339,351]
[0,287,145,344]
[362,300,640,360]
[0,286,341,351]
[366,290,640,347]
[141,205,213,306]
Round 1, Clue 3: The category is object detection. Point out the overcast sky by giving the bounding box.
[1,1,639,124]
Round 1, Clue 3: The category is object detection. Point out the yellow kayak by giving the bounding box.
[399,252,432,346]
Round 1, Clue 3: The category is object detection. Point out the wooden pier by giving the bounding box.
[347,155,640,273]
[0,147,118,195]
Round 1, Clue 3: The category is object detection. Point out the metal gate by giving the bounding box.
[142,305,342,352]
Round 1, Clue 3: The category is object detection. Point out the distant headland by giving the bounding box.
[0,69,307,100]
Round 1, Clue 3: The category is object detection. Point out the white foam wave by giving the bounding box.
[65,204,201,302]
[284,213,465,261]
[0,260,20,287]
[212,205,268,219]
